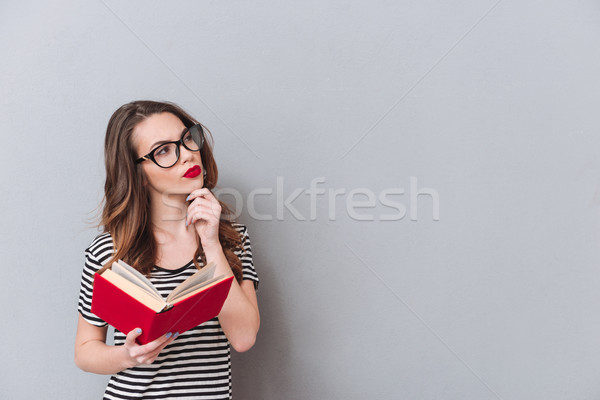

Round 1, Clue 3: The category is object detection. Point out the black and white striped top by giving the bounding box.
[77,223,258,400]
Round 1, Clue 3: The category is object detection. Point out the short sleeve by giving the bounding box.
[77,233,115,327]
[234,224,259,289]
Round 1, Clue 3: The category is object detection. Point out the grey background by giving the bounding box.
[2,1,600,399]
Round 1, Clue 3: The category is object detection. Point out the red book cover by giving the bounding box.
[91,272,234,344]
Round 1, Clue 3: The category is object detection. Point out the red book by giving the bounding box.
[91,260,233,344]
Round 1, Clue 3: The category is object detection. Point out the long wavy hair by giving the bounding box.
[99,100,244,281]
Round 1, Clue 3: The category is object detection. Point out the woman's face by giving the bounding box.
[133,112,204,198]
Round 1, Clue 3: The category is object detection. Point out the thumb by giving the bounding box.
[125,328,143,346]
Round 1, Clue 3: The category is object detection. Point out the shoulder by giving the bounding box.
[229,222,252,254]
[231,222,251,245]
[78,232,113,327]
[231,222,248,235]
[230,223,258,286]
[85,232,115,268]
[86,231,114,254]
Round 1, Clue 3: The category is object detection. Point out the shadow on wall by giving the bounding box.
[230,228,294,398]
[223,167,335,399]
[231,223,331,399]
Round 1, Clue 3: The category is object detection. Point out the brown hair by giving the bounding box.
[100,100,244,280]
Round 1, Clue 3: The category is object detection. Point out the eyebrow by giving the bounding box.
[149,126,188,150]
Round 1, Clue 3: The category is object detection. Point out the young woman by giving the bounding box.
[75,100,260,399]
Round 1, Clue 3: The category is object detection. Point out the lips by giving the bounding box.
[183,165,201,178]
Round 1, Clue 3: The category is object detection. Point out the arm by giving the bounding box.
[186,188,260,352]
[204,245,260,352]
[76,235,177,373]
[74,314,176,374]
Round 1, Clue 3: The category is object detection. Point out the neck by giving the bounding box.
[148,191,189,234]
[147,191,199,269]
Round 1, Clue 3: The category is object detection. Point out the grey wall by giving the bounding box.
[2,1,600,399]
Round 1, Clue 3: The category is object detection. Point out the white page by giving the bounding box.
[166,263,217,302]
[111,260,162,301]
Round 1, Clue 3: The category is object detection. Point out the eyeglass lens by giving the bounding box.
[154,126,203,168]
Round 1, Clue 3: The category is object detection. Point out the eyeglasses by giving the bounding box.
[135,124,205,168]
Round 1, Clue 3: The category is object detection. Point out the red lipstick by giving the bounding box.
[183,165,201,178]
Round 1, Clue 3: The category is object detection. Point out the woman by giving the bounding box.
[75,100,260,399]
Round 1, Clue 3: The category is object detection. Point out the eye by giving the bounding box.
[155,144,172,157]
[183,131,193,143]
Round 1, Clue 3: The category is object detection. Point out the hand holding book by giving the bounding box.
[91,260,234,344]
[120,327,177,367]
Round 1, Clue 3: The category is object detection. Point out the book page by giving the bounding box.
[111,261,162,302]
[101,269,167,313]
[166,262,217,303]
[168,275,229,304]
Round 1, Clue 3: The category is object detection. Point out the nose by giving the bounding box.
[178,142,194,163]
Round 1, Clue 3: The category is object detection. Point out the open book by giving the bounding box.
[91,260,234,344]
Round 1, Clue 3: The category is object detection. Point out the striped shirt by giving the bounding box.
[77,223,258,400]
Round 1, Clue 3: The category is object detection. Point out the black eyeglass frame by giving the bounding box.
[135,124,205,168]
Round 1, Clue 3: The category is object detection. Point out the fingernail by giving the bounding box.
[173,332,179,338]
[186,195,191,201]
[136,328,142,334]
[166,332,172,339]
[185,219,188,227]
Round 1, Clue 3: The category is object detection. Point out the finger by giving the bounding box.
[125,328,143,346]
[187,206,221,226]
[139,335,177,364]
[188,198,221,214]
[188,197,220,214]
[189,210,220,226]
[186,188,212,201]
[187,189,218,204]
[187,199,210,214]
[140,347,165,365]
[140,332,175,353]
[186,199,216,224]
[189,204,220,219]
